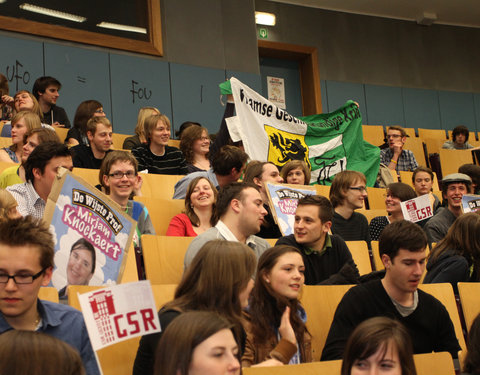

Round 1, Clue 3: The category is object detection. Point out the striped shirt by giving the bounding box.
[132,144,188,175]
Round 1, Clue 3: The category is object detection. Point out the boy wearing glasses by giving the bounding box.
[0,216,99,374]
[99,150,155,250]
[276,195,360,285]
[72,116,113,169]
[329,170,371,246]
[380,126,418,172]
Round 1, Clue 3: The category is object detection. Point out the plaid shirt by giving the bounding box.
[7,181,45,219]
[380,148,418,172]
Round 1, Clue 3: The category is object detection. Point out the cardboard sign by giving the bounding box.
[44,169,136,292]
[265,182,316,236]
[78,281,161,351]
[462,194,480,213]
[400,194,434,223]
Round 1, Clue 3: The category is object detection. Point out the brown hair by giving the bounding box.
[24,127,60,145]
[134,107,160,139]
[165,240,256,339]
[154,311,236,375]
[184,176,218,227]
[379,220,427,262]
[243,161,270,186]
[249,245,309,361]
[412,166,434,184]
[329,170,366,208]
[143,114,171,144]
[0,330,85,375]
[0,189,17,221]
[214,182,259,221]
[211,145,248,176]
[297,195,333,223]
[180,125,210,163]
[429,212,480,280]
[452,125,470,143]
[0,73,8,97]
[99,150,138,195]
[464,313,480,374]
[86,116,112,135]
[341,317,416,375]
[387,125,407,138]
[13,90,43,119]
[387,182,417,202]
[72,100,103,138]
[280,160,311,185]
[0,216,54,269]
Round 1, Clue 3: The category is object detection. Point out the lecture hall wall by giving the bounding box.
[1,0,480,137]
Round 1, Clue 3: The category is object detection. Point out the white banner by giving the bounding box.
[400,194,434,223]
[78,280,161,351]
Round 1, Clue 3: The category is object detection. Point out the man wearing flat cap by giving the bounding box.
[424,173,471,244]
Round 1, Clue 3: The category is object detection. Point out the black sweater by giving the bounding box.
[321,279,460,360]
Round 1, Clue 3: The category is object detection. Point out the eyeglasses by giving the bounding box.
[0,267,47,284]
[94,109,105,114]
[349,186,367,192]
[108,171,136,179]
[387,134,402,139]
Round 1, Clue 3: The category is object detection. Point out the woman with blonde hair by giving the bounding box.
[425,212,480,292]
[1,90,46,137]
[0,189,21,220]
[166,176,217,236]
[280,160,311,185]
[133,240,256,375]
[0,330,85,375]
[123,106,160,150]
[0,111,42,163]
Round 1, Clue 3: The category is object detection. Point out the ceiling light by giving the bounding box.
[255,12,276,26]
[97,22,147,34]
[19,3,86,23]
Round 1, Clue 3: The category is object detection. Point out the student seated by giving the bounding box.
[280,160,311,185]
[122,106,160,150]
[424,212,480,293]
[0,330,85,375]
[243,161,284,238]
[412,166,441,214]
[276,195,359,285]
[66,100,106,147]
[132,113,188,175]
[133,240,256,375]
[321,220,460,361]
[329,170,370,244]
[341,316,417,375]
[242,245,312,366]
[166,176,217,237]
[369,183,417,241]
[32,76,71,128]
[380,126,418,172]
[463,313,480,375]
[0,217,99,374]
[180,125,212,173]
[443,125,475,150]
[154,311,240,375]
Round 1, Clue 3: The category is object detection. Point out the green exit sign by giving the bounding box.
[259,28,268,39]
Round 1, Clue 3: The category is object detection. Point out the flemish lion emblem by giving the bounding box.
[265,125,310,169]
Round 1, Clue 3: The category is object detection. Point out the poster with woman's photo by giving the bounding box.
[44,169,136,296]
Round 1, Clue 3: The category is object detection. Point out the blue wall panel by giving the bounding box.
[320,79,328,113]
[437,90,477,132]
[109,54,171,135]
[170,63,226,136]
[43,43,111,127]
[226,70,261,94]
[324,80,367,122]
[0,36,44,94]
[259,57,303,117]
[364,84,405,127]
[402,88,441,130]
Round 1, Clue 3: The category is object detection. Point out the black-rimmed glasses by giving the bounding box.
[0,267,47,284]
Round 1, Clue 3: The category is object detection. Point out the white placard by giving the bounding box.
[78,280,160,351]
[400,194,434,223]
[267,76,286,109]
[462,194,480,213]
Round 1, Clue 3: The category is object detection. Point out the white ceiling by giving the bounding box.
[270,0,480,28]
